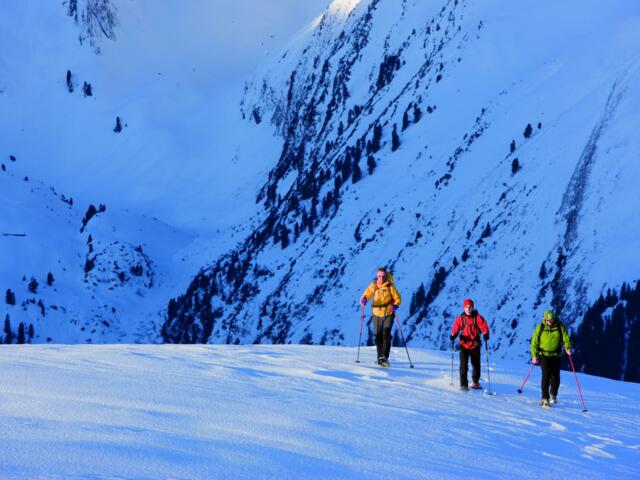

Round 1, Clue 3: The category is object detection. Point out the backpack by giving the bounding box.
[536,321,564,355]
[371,273,396,307]
[459,311,480,342]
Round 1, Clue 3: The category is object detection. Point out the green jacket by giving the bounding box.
[531,320,572,359]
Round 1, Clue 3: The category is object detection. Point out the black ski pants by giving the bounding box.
[459,346,481,387]
[540,355,561,400]
[373,314,393,360]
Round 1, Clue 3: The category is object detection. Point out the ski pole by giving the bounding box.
[567,352,588,412]
[394,312,415,368]
[356,305,364,363]
[517,362,535,394]
[450,341,455,386]
[485,342,494,394]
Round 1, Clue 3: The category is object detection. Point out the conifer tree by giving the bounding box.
[413,104,422,123]
[4,315,13,344]
[366,154,376,175]
[351,158,362,183]
[511,158,520,174]
[391,124,400,152]
[370,123,382,153]
[17,323,25,344]
[280,225,290,249]
[5,289,15,305]
[66,70,73,93]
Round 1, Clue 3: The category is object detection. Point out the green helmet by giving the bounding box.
[543,309,556,321]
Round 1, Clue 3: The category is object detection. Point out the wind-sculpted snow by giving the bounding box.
[0,344,638,479]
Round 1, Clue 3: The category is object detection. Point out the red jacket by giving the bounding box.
[451,311,489,350]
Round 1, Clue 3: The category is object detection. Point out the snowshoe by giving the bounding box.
[379,359,390,368]
[470,383,482,390]
[550,396,557,404]
[460,385,469,392]
[539,399,550,408]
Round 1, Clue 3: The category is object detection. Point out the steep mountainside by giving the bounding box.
[0,1,328,343]
[162,0,640,380]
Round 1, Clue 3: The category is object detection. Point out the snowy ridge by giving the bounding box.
[0,344,638,478]
[164,0,640,381]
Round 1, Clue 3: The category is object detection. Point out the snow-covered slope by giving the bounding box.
[0,344,638,479]
[0,167,200,343]
[1,0,329,343]
[163,0,640,381]
[0,0,326,230]
[2,0,639,381]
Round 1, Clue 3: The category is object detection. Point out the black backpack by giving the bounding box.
[536,321,565,355]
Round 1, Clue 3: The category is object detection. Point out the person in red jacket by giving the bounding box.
[450,299,490,391]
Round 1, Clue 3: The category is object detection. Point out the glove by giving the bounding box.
[483,333,489,342]
[392,305,398,312]
[532,357,538,365]
[360,297,367,306]
[449,335,456,342]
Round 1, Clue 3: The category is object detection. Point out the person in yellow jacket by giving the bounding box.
[360,267,402,366]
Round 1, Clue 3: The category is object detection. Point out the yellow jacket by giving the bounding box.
[360,274,402,317]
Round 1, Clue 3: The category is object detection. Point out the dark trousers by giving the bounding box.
[459,347,481,387]
[540,355,561,400]
[373,315,393,360]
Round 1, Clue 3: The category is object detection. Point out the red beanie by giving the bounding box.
[463,299,474,308]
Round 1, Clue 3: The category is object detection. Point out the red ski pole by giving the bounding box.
[517,362,536,394]
[356,305,364,363]
[394,313,415,368]
[567,352,588,412]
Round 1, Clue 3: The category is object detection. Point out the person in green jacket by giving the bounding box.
[531,309,572,407]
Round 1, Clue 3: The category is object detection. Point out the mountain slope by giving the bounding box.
[0,0,329,343]
[0,344,638,479]
[0,166,199,343]
[162,0,640,380]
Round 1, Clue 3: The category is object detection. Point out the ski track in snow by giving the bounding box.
[0,345,638,479]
